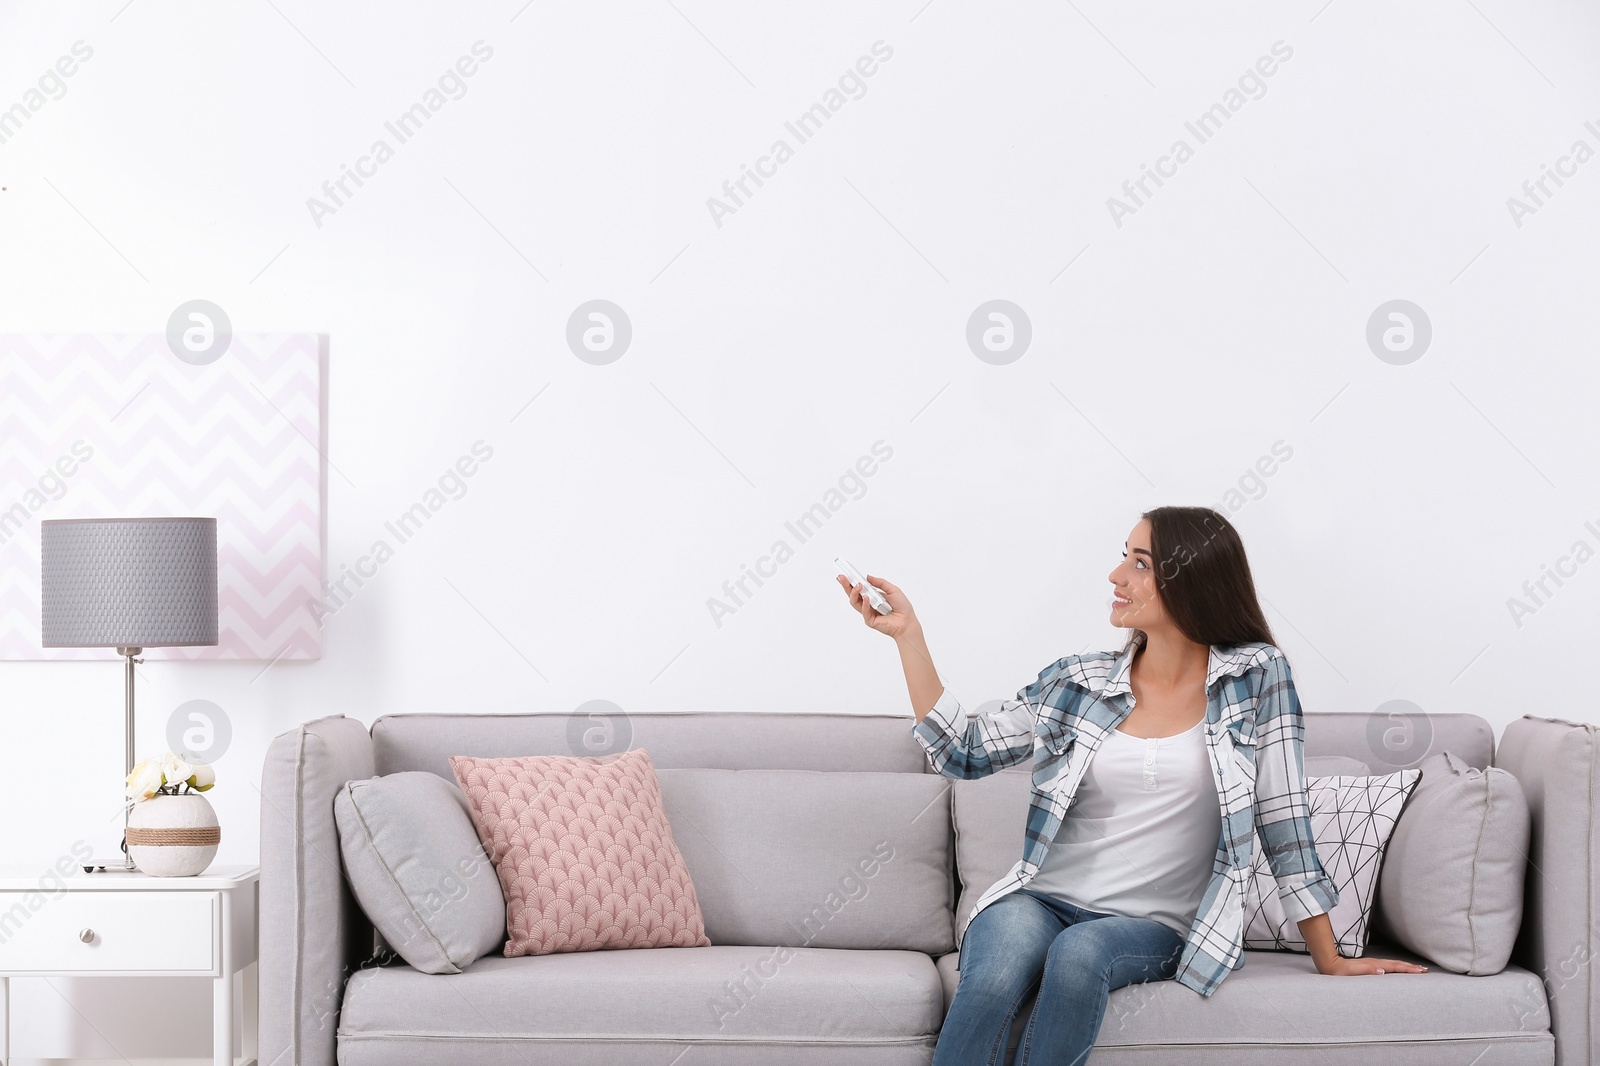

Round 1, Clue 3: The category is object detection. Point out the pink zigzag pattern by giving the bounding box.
[0,333,325,660]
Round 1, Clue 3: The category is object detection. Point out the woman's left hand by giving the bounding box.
[1319,955,1428,976]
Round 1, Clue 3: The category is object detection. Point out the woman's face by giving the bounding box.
[1108,518,1167,630]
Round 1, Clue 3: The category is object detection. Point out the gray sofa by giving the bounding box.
[259,708,1597,1066]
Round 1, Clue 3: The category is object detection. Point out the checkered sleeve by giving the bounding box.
[1252,651,1340,923]
[910,658,1065,779]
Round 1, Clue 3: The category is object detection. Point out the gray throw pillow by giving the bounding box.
[334,771,506,974]
[1373,750,1530,974]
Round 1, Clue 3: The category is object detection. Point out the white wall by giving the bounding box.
[2,0,1597,1055]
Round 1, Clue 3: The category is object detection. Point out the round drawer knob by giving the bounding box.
[78,928,95,944]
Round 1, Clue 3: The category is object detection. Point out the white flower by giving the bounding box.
[126,759,165,802]
[187,761,216,791]
[161,753,194,790]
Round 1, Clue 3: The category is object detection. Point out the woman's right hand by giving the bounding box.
[839,572,942,722]
[837,572,917,639]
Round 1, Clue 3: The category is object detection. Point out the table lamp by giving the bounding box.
[39,517,219,870]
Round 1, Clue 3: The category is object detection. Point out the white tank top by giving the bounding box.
[1024,717,1222,937]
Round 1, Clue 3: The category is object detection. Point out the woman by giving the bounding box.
[838,506,1426,1066]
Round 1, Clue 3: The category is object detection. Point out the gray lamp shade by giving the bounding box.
[40,517,219,648]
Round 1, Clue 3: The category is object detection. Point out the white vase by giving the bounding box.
[127,792,220,876]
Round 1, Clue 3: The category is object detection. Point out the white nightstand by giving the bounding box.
[0,863,258,1066]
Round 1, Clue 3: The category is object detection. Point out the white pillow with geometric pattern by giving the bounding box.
[1242,768,1421,955]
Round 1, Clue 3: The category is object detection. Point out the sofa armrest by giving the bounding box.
[259,714,375,1066]
[1495,714,1598,1066]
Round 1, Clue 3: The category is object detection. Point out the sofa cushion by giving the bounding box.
[655,766,956,955]
[450,748,712,957]
[938,937,1550,1064]
[1373,750,1530,974]
[1243,768,1420,955]
[951,769,1031,939]
[333,771,505,974]
[337,947,944,1066]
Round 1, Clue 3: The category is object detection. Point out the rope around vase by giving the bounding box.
[125,825,221,847]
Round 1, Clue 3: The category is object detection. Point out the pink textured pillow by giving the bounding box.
[449,748,712,957]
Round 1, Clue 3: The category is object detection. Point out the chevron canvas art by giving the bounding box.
[0,333,325,660]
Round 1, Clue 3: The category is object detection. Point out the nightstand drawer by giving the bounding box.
[0,890,216,973]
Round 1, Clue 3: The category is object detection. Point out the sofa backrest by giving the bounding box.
[1303,710,1494,773]
[366,707,1497,961]
[371,710,930,777]
[371,711,956,954]
[372,707,1493,777]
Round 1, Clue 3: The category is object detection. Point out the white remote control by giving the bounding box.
[835,557,892,615]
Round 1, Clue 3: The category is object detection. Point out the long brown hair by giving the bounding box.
[1120,506,1276,651]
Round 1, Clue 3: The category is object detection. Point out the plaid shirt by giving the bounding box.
[912,630,1340,997]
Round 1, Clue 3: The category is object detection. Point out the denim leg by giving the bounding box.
[932,892,1061,1066]
[1015,913,1185,1066]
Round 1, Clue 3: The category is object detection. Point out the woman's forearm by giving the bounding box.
[1299,911,1341,971]
[895,623,944,722]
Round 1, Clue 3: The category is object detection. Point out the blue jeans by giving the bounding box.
[933,888,1185,1066]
